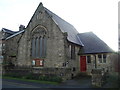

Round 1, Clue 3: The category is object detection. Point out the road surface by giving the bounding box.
[2,77,93,89]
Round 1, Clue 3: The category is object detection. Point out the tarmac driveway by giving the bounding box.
[59,76,92,88]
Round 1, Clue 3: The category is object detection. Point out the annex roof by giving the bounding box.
[6,30,25,40]
[78,32,113,54]
[1,28,17,34]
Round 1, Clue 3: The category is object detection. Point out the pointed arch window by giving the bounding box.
[31,27,47,59]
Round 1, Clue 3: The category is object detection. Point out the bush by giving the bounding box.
[38,75,62,83]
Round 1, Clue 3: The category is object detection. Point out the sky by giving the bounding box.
[0,0,119,51]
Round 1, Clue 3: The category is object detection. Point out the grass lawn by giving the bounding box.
[2,76,60,85]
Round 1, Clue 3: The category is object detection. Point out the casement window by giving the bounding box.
[87,56,91,63]
[98,55,102,63]
[69,44,75,59]
[103,54,107,63]
[32,59,44,67]
[98,54,107,63]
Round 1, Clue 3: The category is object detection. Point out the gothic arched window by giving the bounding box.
[31,26,47,59]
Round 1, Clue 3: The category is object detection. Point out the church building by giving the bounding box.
[1,3,113,80]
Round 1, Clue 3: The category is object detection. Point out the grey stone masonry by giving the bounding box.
[91,68,108,87]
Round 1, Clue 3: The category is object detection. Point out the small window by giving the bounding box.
[3,33,5,35]
[2,44,5,47]
[103,54,106,58]
[32,60,35,65]
[70,44,75,59]
[98,55,102,63]
[72,67,76,71]
[62,63,66,67]
[32,59,44,67]
[87,56,91,63]
[40,60,43,66]
[98,55,102,58]
[103,54,107,63]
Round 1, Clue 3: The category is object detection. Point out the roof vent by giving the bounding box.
[19,25,25,31]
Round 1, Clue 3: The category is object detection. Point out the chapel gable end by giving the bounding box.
[26,3,48,30]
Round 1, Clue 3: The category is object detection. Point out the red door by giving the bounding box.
[80,56,87,72]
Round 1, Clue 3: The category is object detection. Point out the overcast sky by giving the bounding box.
[0,0,119,51]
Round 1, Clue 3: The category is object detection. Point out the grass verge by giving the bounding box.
[2,76,59,85]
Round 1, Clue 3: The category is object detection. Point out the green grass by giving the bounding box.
[3,72,63,83]
[2,76,60,85]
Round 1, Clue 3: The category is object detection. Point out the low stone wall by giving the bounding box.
[3,66,32,76]
[3,66,72,81]
[32,67,71,80]
[91,69,108,87]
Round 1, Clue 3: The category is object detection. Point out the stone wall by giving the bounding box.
[24,6,66,68]
[0,31,2,58]
[108,53,119,72]
[64,41,81,77]
[2,4,82,79]
[3,66,72,81]
[80,53,112,74]
[32,67,71,80]
[96,54,112,71]
[4,33,23,66]
[91,68,108,87]
[11,5,82,78]
[17,31,29,67]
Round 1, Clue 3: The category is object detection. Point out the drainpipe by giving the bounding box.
[94,55,97,68]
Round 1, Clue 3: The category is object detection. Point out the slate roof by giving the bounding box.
[2,28,18,34]
[2,3,113,54]
[6,30,25,40]
[45,8,84,46]
[77,32,113,54]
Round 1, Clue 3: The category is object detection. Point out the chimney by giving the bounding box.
[19,25,25,31]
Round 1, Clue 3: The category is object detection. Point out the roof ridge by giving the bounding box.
[78,31,93,35]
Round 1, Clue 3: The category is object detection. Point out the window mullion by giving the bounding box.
[42,37,44,57]
[40,37,42,58]
[44,37,47,57]
[36,37,39,58]
[102,54,103,63]
[32,38,35,58]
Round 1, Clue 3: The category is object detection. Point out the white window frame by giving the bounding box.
[98,54,102,63]
[103,54,107,63]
